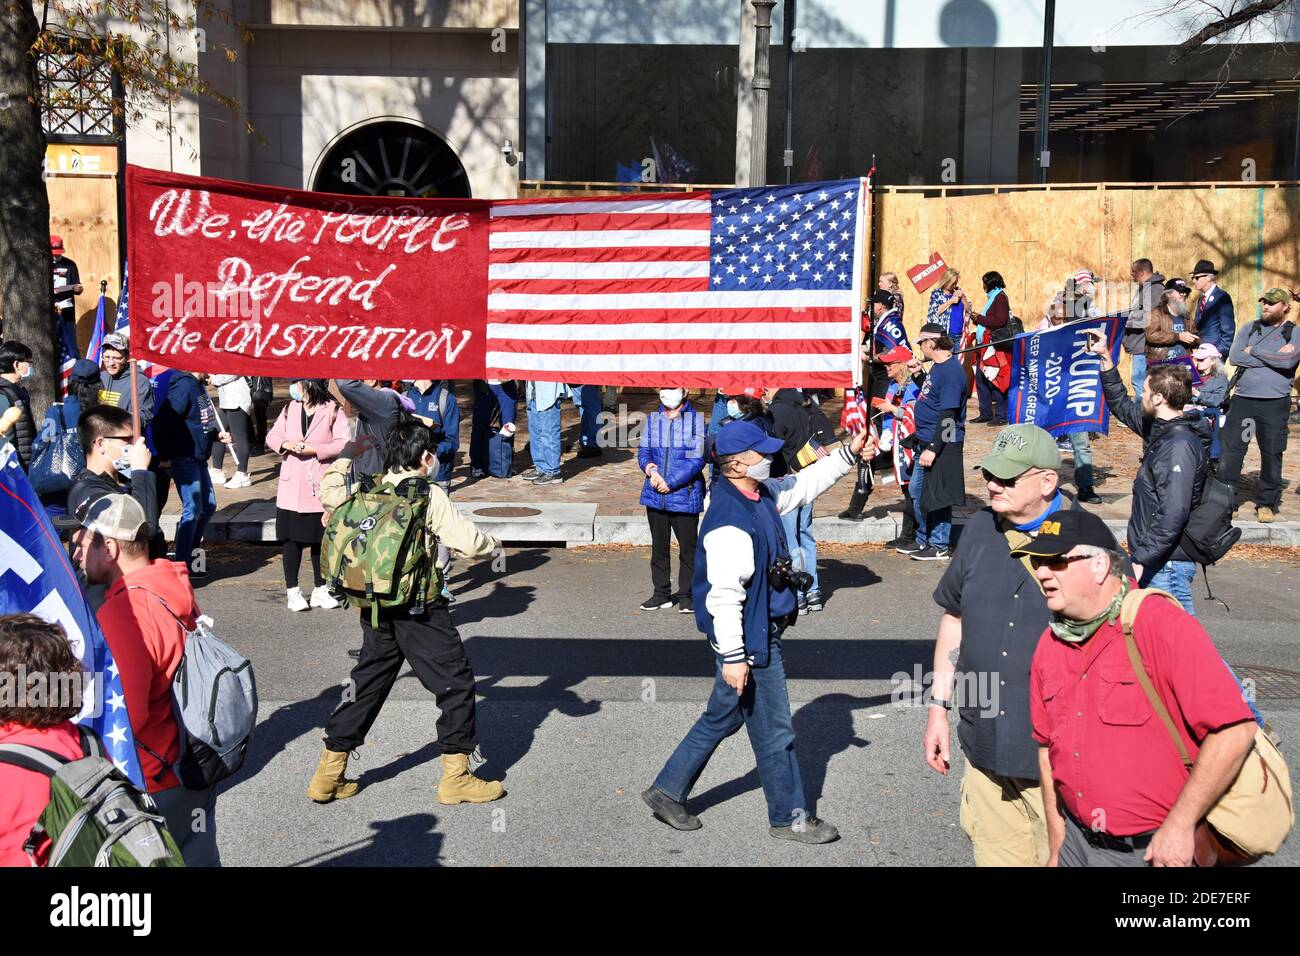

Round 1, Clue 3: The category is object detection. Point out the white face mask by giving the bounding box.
[112,451,132,477]
[289,383,303,402]
[19,364,31,381]
[659,389,684,409]
[726,400,742,419]
[745,456,772,481]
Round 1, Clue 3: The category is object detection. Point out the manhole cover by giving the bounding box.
[472,506,542,518]
[1231,665,1300,700]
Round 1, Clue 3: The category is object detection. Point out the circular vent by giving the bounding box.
[472,506,542,518]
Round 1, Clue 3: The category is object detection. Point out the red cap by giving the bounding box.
[50,234,64,251]
[723,385,766,398]
[877,345,914,365]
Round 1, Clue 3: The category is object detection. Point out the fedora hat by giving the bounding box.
[1191,259,1219,277]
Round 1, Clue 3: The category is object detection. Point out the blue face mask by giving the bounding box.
[727,400,742,419]
[289,383,303,402]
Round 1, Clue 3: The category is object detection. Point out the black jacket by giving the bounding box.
[1101,367,1209,568]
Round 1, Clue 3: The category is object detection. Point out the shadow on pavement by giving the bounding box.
[307,813,445,867]
[233,684,343,781]
[474,674,601,781]
[686,691,889,820]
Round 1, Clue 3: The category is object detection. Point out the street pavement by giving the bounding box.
[202,541,1300,867]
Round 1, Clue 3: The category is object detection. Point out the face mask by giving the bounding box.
[112,451,132,478]
[289,383,303,402]
[726,400,742,419]
[659,389,684,409]
[1050,578,1130,643]
[19,365,31,381]
[745,456,772,481]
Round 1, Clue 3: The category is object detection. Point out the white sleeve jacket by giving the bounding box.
[702,445,856,663]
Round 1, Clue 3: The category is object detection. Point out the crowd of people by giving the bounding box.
[1,244,1296,869]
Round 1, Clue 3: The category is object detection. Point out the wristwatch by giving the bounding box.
[927,692,953,711]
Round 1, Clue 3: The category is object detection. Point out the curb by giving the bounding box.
[163,500,1300,549]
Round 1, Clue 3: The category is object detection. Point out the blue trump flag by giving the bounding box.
[1008,315,1125,438]
[0,445,145,787]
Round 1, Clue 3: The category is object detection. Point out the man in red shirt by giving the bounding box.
[1018,510,1257,866]
[72,493,221,866]
[0,614,87,867]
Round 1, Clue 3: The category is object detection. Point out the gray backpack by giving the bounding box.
[0,727,184,867]
[128,588,258,790]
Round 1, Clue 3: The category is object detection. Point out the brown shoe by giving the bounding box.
[308,748,360,803]
[437,752,505,805]
[1258,506,1276,523]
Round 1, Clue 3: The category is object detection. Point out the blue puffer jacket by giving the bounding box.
[638,402,706,513]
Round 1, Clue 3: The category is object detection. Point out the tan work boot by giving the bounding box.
[437,752,505,805]
[308,748,360,803]
[1258,506,1276,524]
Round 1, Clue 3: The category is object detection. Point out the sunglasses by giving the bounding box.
[1029,553,1093,572]
[982,468,1040,487]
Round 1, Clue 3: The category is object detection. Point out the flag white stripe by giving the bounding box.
[488,260,711,281]
[487,352,854,373]
[489,229,709,250]
[491,199,712,217]
[488,289,856,311]
[487,321,851,341]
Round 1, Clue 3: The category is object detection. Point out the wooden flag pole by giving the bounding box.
[129,360,141,441]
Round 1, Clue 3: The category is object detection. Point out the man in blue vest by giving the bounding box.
[642,419,874,844]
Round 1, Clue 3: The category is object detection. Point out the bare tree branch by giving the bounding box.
[1170,0,1292,61]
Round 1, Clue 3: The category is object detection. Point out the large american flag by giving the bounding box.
[485,178,866,389]
[113,269,165,382]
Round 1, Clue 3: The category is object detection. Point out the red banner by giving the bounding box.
[125,166,490,379]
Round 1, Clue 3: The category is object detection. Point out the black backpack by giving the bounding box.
[1180,472,1242,566]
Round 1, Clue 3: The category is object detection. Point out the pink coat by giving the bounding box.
[266,400,351,513]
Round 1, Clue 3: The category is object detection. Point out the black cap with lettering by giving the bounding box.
[1007,509,1118,559]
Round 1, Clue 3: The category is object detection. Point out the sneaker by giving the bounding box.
[677,600,695,614]
[797,592,809,613]
[910,546,951,561]
[642,787,701,831]
[803,590,823,612]
[226,472,252,489]
[309,586,340,610]
[1076,486,1102,504]
[208,468,227,487]
[769,816,840,845]
[531,471,563,485]
[518,467,540,481]
[347,647,361,660]
[639,595,675,611]
[838,509,866,521]
[576,445,603,459]
[470,467,487,479]
[1258,505,1276,523]
[895,541,925,555]
[440,585,455,603]
[287,587,310,612]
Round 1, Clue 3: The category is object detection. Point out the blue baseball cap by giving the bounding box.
[715,420,784,456]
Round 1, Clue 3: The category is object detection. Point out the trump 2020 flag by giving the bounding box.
[1008,315,1125,439]
[0,444,145,787]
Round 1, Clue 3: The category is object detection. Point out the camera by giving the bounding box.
[769,556,814,594]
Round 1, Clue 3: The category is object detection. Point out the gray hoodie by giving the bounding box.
[1123,272,1166,354]
[1228,318,1300,400]
[98,369,155,425]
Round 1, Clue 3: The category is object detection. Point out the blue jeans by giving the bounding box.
[1068,431,1094,489]
[1130,353,1147,402]
[570,384,601,448]
[909,462,951,550]
[527,399,562,475]
[1140,559,1196,616]
[470,382,518,470]
[170,456,216,569]
[652,638,806,827]
[780,502,820,593]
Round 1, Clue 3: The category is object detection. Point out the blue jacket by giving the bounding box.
[637,402,706,513]
[1194,287,1235,358]
[405,382,460,483]
[152,373,217,461]
[691,476,796,667]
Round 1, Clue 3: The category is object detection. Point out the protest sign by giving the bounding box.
[1008,315,1124,438]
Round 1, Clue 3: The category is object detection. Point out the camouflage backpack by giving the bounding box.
[323,475,441,626]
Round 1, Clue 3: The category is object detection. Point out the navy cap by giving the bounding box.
[715,419,785,456]
[71,358,100,379]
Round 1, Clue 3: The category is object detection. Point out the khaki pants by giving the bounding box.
[959,764,1049,867]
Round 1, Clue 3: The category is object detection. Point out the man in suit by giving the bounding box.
[1191,260,1235,359]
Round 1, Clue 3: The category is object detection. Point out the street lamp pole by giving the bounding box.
[750,0,777,187]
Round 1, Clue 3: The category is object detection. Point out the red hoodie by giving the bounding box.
[0,722,84,866]
[97,560,198,793]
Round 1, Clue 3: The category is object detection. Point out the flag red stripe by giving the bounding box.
[486,306,849,324]
[489,212,712,233]
[489,277,711,295]
[487,337,851,356]
[489,245,711,264]
[483,370,853,389]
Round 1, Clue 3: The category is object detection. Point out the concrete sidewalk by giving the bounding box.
[175,389,1300,547]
